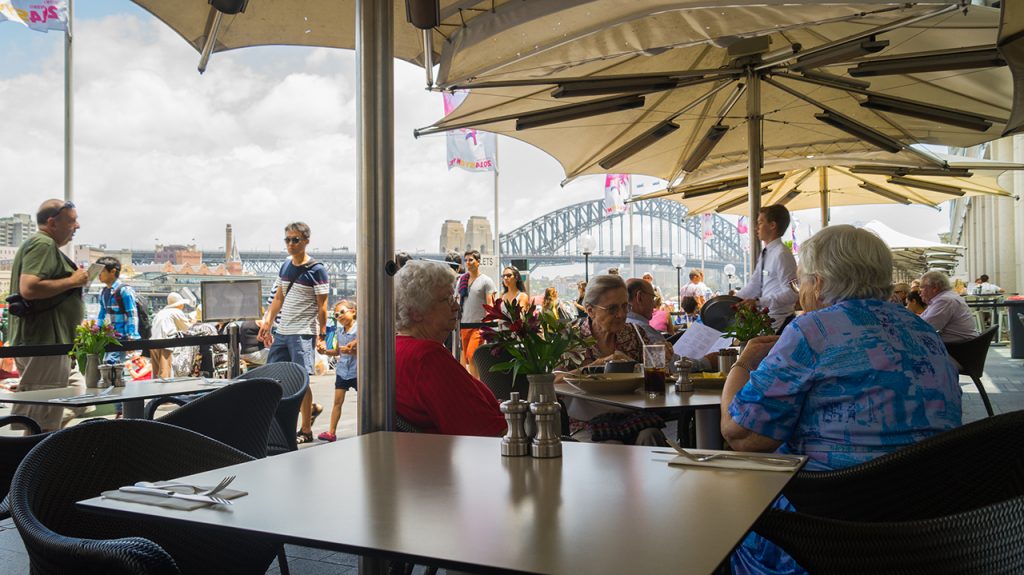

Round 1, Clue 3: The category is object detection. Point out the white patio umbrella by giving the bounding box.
[860,220,965,276]
[999,0,1024,136]
[129,0,910,78]
[417,3,1013,259]
[640,153,1018,227]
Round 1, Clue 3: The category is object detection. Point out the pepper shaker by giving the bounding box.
[500,392,530,457]
[530,394,562,458]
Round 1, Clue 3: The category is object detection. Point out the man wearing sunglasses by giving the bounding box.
[7,199,89,432]
[258,222,330,444]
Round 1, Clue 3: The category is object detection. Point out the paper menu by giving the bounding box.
[673,321,734,360]
[86,263,105,283]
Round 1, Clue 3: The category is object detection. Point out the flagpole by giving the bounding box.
[628,176,635,277]
[63,0,75,261]
[701,216,706,273]
[493,137,500,268]
[64,0,73,204]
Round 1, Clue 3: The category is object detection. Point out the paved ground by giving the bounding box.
[1,347,1023,574]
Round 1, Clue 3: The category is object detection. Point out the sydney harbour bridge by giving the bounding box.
[131,199,746,280]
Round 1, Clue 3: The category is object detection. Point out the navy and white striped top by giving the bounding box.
[271,259,330,335]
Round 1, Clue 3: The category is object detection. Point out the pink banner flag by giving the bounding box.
[603,174,630,216]
[443,91,497,172]
[702,213,714,240]
[737,216,748,235]
[0,0,67,32]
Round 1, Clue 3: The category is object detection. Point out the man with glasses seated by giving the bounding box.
[257,222,329,444]
[7,199,89,433]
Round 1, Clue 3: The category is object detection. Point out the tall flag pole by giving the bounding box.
[64,0,73,203]
[628,176,635,277]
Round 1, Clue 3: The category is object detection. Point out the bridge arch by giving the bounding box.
[499,199,742,262]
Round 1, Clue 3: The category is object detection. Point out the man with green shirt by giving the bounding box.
[9,199,89,432]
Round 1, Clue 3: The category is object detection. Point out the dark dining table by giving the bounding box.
[0,377,233,418]
[555,381,724,448]
[79,431,803,575]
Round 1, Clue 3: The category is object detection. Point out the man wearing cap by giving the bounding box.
[150,293,193,378]
[8,199,89,432]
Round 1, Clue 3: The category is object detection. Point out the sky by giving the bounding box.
[0,1,954,256]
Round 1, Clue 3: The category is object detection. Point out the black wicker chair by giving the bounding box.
[752,495,1024,574]
[10,419,281,575]
[394,414,421,433]
[945,326,999,417]
[781,410,1024,523]
[472,346,528,401]
[149,378,282,459]
[237,362,308,455]
[0,415,50,520]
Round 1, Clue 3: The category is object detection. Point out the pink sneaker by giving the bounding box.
[317,431,337,442]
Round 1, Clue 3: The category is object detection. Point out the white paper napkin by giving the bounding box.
[667,451,803,472]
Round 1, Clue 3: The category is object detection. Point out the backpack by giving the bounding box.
[113,286,152,339]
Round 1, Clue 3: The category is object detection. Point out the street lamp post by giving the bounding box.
[671,253,687,307]
[580,234,596,283]
[723,263,736,293]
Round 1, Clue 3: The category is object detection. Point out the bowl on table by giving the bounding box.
[604,360,639,374]
[563,373,644,394]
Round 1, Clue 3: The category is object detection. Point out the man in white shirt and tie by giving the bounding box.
[736,205,799,333]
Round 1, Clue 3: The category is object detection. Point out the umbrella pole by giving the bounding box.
[357,1,395,571]
[820,168,829,228]
[355,0,395,436]
[746,68,762,270]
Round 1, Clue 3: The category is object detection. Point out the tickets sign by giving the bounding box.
[0,0,67,33]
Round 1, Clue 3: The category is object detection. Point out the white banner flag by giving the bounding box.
[0,0,67,33]
[443,91,497,172]
[603,174,630,217]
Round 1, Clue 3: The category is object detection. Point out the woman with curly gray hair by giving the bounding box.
[394,261,506,436]
[721,225,962,575]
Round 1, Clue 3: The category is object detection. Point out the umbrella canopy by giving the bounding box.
[860,220,964,276]
[419,3,1010,185]
[999,0,1024,136]
[642,154,1017,226]
[130,0,928,78]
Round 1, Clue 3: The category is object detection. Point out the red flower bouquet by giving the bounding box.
[480,298,594,382]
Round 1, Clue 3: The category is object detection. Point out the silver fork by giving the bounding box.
[135,475,236,496]
[664,438,799,467]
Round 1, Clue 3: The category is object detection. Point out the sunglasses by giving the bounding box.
[284,236,305,244]
[502,273,515,278]
[44,201,75,220]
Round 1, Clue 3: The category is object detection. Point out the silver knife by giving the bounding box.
[118,486,232,505]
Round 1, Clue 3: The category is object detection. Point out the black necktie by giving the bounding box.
[758,247,767,295]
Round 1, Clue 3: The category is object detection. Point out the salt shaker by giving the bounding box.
[530,394,562,458]
[500,392,530,457]
[674,358,695,392]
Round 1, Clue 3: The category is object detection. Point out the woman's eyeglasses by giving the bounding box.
[502,273,514,279]
[592,303,628,315]
[284,237,304,244]
[788,279,800,294]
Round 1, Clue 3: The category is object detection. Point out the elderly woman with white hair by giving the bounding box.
[721,225,962,575]
[560,274,671,445]
[394,260,507,436]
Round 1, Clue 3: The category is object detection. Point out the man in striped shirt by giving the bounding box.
[259,222,330,444]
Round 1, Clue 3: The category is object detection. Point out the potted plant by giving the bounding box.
[723,305,775,346]
[69,320,121,387]
[480,298,593,402]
